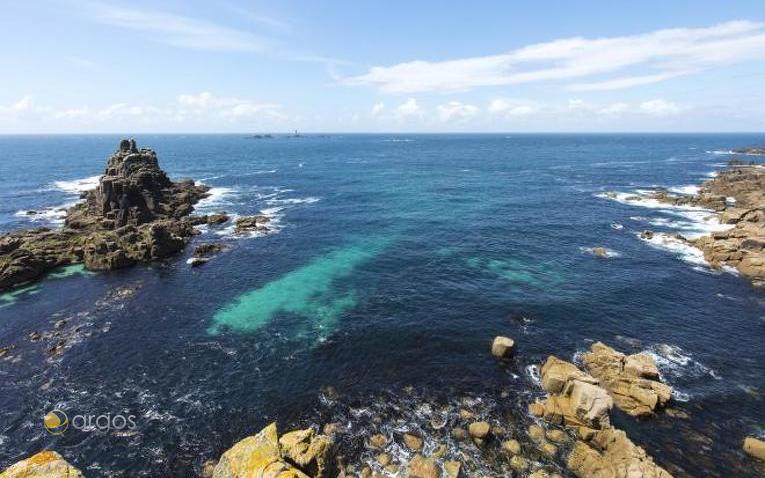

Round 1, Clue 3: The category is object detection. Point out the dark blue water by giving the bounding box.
[0,134,763,477]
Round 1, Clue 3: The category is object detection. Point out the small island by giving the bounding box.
[0,139,252,291]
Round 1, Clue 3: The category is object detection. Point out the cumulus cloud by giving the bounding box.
[0,92,284,131]
[598,102,630,114]
[639,99,680,115]
[0,96,50,121]
[437,101,479,122]
[343,20,765,93]
[488,99,537,116]
[396,98,423,118]
[176,91,282,120]
[371,102,385,115]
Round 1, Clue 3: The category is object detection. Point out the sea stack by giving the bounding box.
[0,139,210,290]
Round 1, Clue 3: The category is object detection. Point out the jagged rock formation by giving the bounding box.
[0,140,209,291]
[212,423,331,478]
[0,450,83,478]
[643,163,765,286]
[530,353,674,478]
[568,428,673,478]
[535,356,613,429]
[581,342,671,416]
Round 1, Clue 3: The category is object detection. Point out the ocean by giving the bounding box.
[0,134,763,477]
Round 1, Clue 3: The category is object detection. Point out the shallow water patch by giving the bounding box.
[208,236,391,335]
[466,256,565,289]
[0,264,92,308]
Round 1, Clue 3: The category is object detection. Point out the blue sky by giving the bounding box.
[1,0,765,133]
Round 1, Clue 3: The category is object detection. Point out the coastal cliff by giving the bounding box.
[0,139,210,291]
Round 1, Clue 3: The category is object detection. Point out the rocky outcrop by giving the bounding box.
[278,428,332,477]
[581,342,671,416]
[212,423,332,478]
[193,243,225,258]
[531,355,674,478]
[534,356,613,429]
[643,163,765,286]
[733,147,765,156]
[0,140,209,291]
[0,450,83,478]
[568,427,673,478]
[234,215,271,235]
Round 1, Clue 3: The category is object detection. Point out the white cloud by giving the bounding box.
[569,72,689,91]
[344,20,765,93]
[488,99,537,116]
[88,3,269,51]
[0,96,50,121]
[371,102,385,115]
[396,98,423,118]
[0,96,34,114]
[639,99,680,115]
[176,92,282,120]
[437,101,479,122]
[53,106,91,120]
[0,92,283,130]
[598,102,630,114]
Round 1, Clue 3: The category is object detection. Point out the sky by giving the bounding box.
[1,0,765,133]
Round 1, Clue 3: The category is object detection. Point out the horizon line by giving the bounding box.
[1,131,765,136]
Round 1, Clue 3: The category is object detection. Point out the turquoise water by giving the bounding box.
[209,235,392,336]
[0,134,763,476]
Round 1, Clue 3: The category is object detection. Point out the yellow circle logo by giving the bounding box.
[43,410,69,435]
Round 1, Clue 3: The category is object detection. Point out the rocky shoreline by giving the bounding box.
[625,158,765,286]
[0,139,272,292]
[5,337,764,477]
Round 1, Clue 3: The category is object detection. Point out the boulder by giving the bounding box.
[279,428,332,478]
[207,213,230,225]
[212,423,309,478]
[490,336,514,359]
[541,356,599,394]
[193,243,224,258]
[567,428,673,478]
[188,257,210,267]
[581,342,671,416]
[403,433,424,451]
[538,356,612,429]
[407,455,439,478]
[0,450,84,478]
[369,433,388,449]
[443,461,460,478]
[502,439,521,455]
[235,215,271,235]
[468,421,490,439]
[591,247,608,258]
[743,437,765,461]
